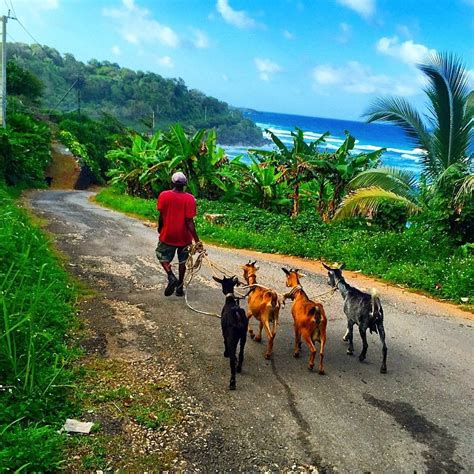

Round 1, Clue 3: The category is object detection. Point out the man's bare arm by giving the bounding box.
[186,218,200,243]
[158,213,163,233]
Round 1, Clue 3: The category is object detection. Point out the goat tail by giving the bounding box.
[369,288,383,334]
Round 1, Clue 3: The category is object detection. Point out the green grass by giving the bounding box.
[95,186,473,305]
[0,183,78,471]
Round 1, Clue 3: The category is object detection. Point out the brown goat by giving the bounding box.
[242,261,281,360]
[282,268,327,374]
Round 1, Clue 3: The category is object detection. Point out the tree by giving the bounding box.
[335,52,473,239]
[250,127,329,216]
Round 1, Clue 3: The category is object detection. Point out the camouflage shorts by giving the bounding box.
[155,241,189,264]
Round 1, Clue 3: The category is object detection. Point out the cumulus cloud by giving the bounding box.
[312,61,420,96]
[156,55,174,68]
[336,0,375,18]
[13,0,58,9]
[216,0,257,28]
[191,28,210,49]
[283,30,294,40]
[254,58,281,81]
[103,0,180,47]
[376,36,435,65]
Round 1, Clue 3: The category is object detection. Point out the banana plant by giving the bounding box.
[250,127,329,216]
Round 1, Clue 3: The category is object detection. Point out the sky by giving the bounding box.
[3,0,474,120]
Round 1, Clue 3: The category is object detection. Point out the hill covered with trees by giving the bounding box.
[7,42,265,145]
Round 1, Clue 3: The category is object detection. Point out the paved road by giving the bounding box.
[30,190,474,473]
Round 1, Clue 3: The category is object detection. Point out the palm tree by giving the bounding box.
[335,53,473,223]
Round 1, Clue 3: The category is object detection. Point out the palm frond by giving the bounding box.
[420,52,471,173]
[348,167,417,199]
[333,187,421,220]
[454,174,474,204]
[363,97,431,153]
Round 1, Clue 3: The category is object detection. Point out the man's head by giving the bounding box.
[171,171,187,190]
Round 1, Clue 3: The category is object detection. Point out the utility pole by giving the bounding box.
[0,15,8,128]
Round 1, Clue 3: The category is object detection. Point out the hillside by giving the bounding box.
[7,43,265,145]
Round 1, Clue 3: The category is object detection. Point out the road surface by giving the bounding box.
[29,190,473,473]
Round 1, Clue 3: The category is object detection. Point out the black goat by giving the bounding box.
[213,275,249,390]
[323,263,387,373]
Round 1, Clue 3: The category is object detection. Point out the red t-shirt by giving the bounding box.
[157,190,197,246]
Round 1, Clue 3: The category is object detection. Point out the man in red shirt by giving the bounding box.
[156,172,201,296]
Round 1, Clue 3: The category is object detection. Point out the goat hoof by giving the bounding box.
[293,352,300,358]
[255,336,262,343]
[359,354,366,362]
[308,364,314,371]
[224,351,229,358]
[250,333,255,340]
[319,369,325,375]
[380,366,387,374]
[229,383,236,390]
[236,366,242,373]
[264,353,271,360]
[346,350,353,355]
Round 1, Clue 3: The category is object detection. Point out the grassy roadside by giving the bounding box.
[95,186,473,306]
[0,184,78,471]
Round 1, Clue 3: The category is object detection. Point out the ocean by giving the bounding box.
[224,110,423,175]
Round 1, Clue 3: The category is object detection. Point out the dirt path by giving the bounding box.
[30,190,474,472]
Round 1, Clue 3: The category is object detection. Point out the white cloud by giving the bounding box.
[283,30,294,40]
[111,45,121,56]
[254,57,281,81]
[336,0,375,18]
[216,0,257,28]
[156,55,174,68]
[376,36,435,65]
[103,0,180,48]
[312,61,420,96]
[222,73,230,81]
[191,28,210,49]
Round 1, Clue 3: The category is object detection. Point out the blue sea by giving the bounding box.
[224,110,423,175]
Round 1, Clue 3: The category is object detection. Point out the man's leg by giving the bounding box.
[175,246,190,297]
[156,242,178,296]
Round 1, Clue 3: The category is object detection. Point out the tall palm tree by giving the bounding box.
[335,52,473,221]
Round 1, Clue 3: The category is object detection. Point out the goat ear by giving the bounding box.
[322,262,331,271]
[298,272,307,278]
[339,262,346,270]
[282,268,289,275]
[212,276,223,284]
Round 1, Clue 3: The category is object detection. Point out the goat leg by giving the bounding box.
[229,339,238,390]
[377,321,388,374]
[358,326,368,362]
[247,312,255,339]
[237,333,247,373]
[303,332,317,371]
[263,319,274,360]
[293,327,301,358]
[255,321,263,342]
[346,320,355,355]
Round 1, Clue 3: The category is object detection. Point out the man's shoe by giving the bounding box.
[175,284,185,297]
[164,274,178,296]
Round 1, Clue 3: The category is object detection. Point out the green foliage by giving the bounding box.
[0,184,77,471]
[8,43,265,145]
[343,52,474,242]
[7,60,44,102]
[0,112,51,186]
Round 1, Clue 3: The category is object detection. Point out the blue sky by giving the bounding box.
[4,0,474,120]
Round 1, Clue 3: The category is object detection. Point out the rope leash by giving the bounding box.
[182,244,338,319]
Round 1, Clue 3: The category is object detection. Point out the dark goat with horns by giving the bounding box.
[323,263,387,374]
[213,275,249,390]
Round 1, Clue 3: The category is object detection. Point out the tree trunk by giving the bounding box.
[291,184,300,217]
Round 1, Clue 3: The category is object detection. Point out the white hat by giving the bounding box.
[171,171,187,184]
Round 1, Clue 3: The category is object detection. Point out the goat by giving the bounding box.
[322,263,387,374]
[242,261,281,360]
[213,275,249,390]
[282,268,327,374]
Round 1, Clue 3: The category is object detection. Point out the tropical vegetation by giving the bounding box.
[336,53,473,242]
